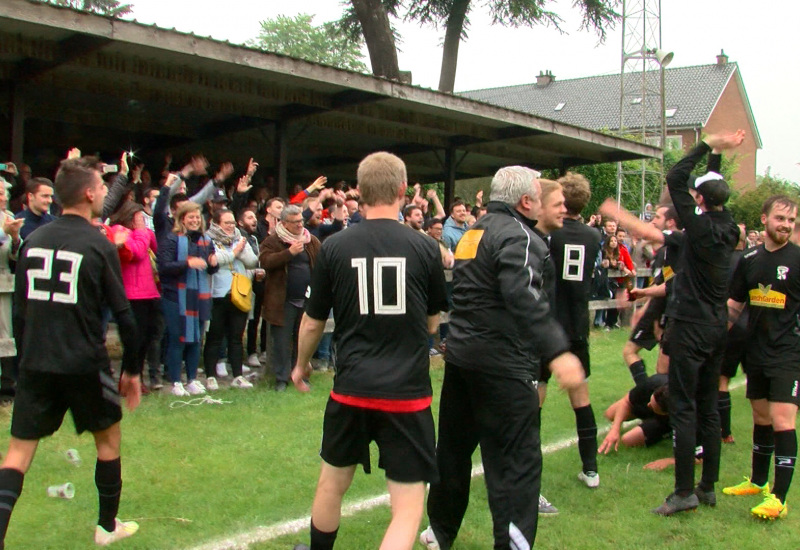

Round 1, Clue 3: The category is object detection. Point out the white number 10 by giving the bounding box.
[26,247,83,304]
[351,257,406,315]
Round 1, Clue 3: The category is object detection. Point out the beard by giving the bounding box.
[767,225,791,246]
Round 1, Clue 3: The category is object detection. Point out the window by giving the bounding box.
[665,108,677,118]
[631,97,642,105]
[554,102,566,111]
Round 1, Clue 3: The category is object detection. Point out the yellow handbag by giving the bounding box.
[230,264,253,312]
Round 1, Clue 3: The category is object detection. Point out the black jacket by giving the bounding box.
[446,201,570,379]
[665,142,740,326]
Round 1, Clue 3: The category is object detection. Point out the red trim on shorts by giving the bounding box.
[330,391,432,412]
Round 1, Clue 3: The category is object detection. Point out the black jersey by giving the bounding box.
[305,219,448,400]
[660,230,684,294]
[14,215,131,375]
[729,243,800,368]
[628,374,668,420]
[533,229,556,313]
[549,218,602,341]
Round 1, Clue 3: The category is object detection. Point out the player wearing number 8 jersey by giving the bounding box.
[0,157,141,547]
[290,152,448,550]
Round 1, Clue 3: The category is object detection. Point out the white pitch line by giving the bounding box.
[191,378,745,550]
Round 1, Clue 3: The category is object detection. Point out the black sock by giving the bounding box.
[574,405,598,473]
[772,429,797,503]
[718,391,732,438]
[751,424,774,487]
[310,519,338,550]
[95,458,122,533]
[0,468,24,546]
[628,359,647,386]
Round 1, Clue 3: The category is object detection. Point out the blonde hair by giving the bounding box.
[173,202,205,234]
[539,179,562,203]
[357,152,407,207]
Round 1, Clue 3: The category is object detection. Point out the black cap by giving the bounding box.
[211,188,229,203]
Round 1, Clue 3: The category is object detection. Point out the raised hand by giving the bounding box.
[246,158,259,177]
[705,129,746,152]
[67,147,81,160]
[119,152,129,176]
[308,176,327,193]
[236,175,252,194]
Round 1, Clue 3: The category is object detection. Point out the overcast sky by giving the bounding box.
[123,0,800,183]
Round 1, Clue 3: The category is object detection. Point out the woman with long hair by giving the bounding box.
[157,202,218,396]
[601,235,634,329]
[203,209,259,390]
[109,201,162,391]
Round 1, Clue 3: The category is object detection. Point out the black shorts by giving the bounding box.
[745,364,800,406]
[720,324,747,379]
[629,303,661,351]
[540,339,590,383]
[640,416,671,447]
[319,398,438,483]
[10,369,122,440]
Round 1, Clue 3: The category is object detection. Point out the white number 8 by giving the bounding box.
[26,247,83,304]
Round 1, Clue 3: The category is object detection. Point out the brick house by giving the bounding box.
[462,52,761,191]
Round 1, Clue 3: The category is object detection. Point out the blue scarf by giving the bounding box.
[176,234,212,343]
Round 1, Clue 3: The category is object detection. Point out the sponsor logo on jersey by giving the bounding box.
[777,266,789,280]
[662,265,675,282]
[749,284,787,309]
[454,230,484,260]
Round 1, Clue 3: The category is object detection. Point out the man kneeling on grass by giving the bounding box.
[599,374,670,453]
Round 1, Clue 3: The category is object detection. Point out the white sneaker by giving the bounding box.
[205,377,219,391]
[215,361,229,377]
[95,518,139,546]
[419,526,440,550]
[241,364,252,374]
[185,380,207,395]
[538,494,559,515]
[231,375,254,389]
[246,353,261,367]
[578,470,600,488]
[171,382,189,397]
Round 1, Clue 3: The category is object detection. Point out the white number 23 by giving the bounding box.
[26,247,83,304]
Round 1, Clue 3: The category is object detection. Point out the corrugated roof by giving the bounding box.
[461,63,738,131]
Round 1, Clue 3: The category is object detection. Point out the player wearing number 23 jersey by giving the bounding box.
[14,215,132,376]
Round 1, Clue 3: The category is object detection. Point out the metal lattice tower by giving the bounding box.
[616,0,668,214]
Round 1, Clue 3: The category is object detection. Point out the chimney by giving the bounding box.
[716,49,728,66]
[536,70,555,87]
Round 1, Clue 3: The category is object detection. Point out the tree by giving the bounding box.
[246,14,367,72]
[41,0,132,17]
[408,0,620,92]
[338,0,402,79]
[729,173,800,231]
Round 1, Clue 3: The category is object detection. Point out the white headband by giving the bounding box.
[694,171,724,188]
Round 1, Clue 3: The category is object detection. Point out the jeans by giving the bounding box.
[162,298,201,384]
[204,297,249,379]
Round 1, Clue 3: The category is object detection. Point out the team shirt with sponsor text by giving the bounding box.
[729,242,800,369]
[305,219,448,401]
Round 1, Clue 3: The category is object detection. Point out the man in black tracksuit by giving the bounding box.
[422,166,584,550]
[653,130,744,515]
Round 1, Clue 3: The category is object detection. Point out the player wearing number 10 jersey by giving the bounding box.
[290,152,448,550]
[0,156,141,547]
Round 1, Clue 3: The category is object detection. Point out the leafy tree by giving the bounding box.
[406,0,620,92]
[246,14,368,72]
[729,173,800,231]
[40,0,132,17]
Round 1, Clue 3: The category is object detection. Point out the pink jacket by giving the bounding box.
[115,226,160,300]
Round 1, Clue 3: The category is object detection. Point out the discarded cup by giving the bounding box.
[47,482,75,500]
[65,449,81,466]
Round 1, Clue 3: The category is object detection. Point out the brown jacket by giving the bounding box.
[259,233,321,326]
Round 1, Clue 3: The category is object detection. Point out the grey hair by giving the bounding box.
[489,166,541,205]
[281,204,303,221]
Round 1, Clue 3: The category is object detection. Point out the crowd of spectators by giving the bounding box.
[0,151,483,399]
